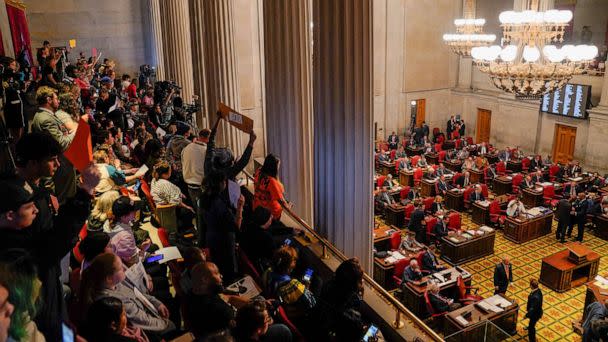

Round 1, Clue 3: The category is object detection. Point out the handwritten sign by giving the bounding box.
[218,102,254,133]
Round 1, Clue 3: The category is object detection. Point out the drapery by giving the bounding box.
[0,25,5,56]
[6,2,33,66]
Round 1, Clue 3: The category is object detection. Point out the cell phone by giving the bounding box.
[303,268,313,283]
[283,238,292,246]
[62,322,75,342]
[133,179,141,192]
[362,324,379,342]
[145,254,163,263]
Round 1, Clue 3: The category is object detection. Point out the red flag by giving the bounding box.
[64,118,93,172]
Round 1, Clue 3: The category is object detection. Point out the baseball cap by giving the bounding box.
[0,178,35,213]
[100,76,113,84]
[111,196,143,219]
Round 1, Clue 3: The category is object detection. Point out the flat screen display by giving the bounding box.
[540,83,591,119]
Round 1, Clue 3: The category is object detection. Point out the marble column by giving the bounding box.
[159,0,195,105]
[586,56,608,173]
[191,0,243,156]
[313,0,373,272]
[262,0,314,223]
[147,0,165,80]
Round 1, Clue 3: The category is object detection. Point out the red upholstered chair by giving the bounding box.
[423,197,434,213]
[392,258,411,287]
[432,127,440,137]
[457,275,483,304]
[435,143,442,152]
[381,142,389,151]
[426,217,438,243]
[437,135,445,145]
[454,139,462,149]
[390,232,402,251]
[157,227,171,247]
[543,185,561,207]
[512,174,524,194]
[72,223,88,264]
[140,179,156,211]
[400,186,411,201]
[239,250,262,286]
[411,155,420,167]
[395,160,401,174]
[451,131,460,140]
[463,187,475,209]
[496,161,507,176]
[404,204,415,225]
[390,150,397,160]
[438,150,447,162]
[480,184,489,198]
[452,172,463,185]
[447,212,461,231]
[377,175,386,188]
[549,164,561,182]
[277,305,305,340]
[414,168,424,186]
[465,137,474,146]
[521,158,530,172]
[489,200,506,227]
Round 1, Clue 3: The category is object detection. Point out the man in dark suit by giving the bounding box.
[525,279,543,342]
[493,256,513,294]
[447,116,455,138]
[458,120,465,137]
[431,196,445,214]
[436,163,452,177]
[428,283,461,313]
[375,187,395,208]
[422,121,430,139]
[421,246,446,273]
[434,213,450,241]
[531,170,544,184]
[556,197,572,243]
[408,202,426,244]
[568,193,588,241]
[388,131,399,150]
[499,147,511,163]
[407,187,421,202]
[436,175,450,196]
[469,185,485,202]
[520,175,534,190]
[530,155,543,170]
[401,260,424,284]
[564,181,582,199]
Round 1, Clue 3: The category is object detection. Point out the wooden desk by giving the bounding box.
[470,169,483,184]
[521,187,543,208]
[399,169,414,187]
[593,214,608,241]
[486,153,499,165]
[471,201,490,225]
[446,189,464,212]
[421,178,437,198]
[373,225,399,251]
[442,141,455,151]
[440,229,496,265]
[504,211,553,243]
[444,295,519,339]
[406,146,423,156]
[445,159,463,173]
[402,267,472,318]
[493,176,513,196]
[385,205,405,228]
[583,277,608,320]
[379,161,394,176]
[426,153,439,165]
[539,242,601,292]
[373,251,418,290]
[508,159,522,173]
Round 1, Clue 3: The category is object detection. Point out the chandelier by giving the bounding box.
[470,0,598,98]
[443,0,496,57]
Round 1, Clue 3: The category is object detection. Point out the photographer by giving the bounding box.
[3,58,27,141]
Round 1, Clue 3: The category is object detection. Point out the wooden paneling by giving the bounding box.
[415,99,425,127]
[552,124,577,164]
[476,108,491,143]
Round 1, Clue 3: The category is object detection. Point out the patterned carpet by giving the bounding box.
[377,212,608,341]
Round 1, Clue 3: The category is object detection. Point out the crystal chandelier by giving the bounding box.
[443,0,496,57]
[470,0,598,98]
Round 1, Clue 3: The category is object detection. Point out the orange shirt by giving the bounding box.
[253,172,285,219]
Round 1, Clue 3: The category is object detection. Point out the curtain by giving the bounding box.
[6,2,33,66]
[0,25,4,56]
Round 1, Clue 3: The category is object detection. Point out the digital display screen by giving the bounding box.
[540,84,591,119]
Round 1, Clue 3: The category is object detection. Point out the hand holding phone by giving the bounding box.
[303,268,313,283]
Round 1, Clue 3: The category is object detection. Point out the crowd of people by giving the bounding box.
[0,42,376,342]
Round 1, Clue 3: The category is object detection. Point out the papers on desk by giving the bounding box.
[455,315,470,326]
[527,207,543,217]
[384,251,406,264]
[570,177,583,182]
[479,226,494,233]
[478,200,490,206]
[505,176,513,180]
[448,237,461,243]
[461,233,473,239]
[594,275,608,289]
[540,182,553,187]
[482,295,513,312]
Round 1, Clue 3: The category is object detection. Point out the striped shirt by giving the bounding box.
[151,178,182,206]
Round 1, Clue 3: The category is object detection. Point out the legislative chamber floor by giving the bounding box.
[378,211,608,341]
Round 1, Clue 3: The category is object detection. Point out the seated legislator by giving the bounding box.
[436,175,451,196]
[408,187,422,202]
[475,155,488,170]
[417,155,429,168]
[469,185,485,202]
[399,232,424,254]
[401,260,424,285]
[431,196,445,214]
[434,212,450,240]
[531,170,544,184]
[520,175,534,190]
[455,171,471,188]
[461,157,474,171]
[506,196,526,217]
[395,145,407,159]
[398,157,413,171]
[383,174,395,190]
[456,149,469,160]
[530,155,543,170]
[436,163,452,177]
[421,246,447,273]
[478,142,488,155]
[375,187,395,208]
[499,147,511,162]
[564,181,582,199]
[428,283,462,312]
[378,152,389,163]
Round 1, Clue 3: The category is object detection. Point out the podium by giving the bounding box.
[540,242,600,292]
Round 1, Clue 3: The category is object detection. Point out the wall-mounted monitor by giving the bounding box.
[540,83,592,119]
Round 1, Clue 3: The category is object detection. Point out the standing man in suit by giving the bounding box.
[568,192,588,241]
[493,256,513,294]
[525,279,543,342]
[422,121,430,140]
[388,131,399,150]
[556,197,572,243]
[408,201,426,244]
[564,181,581,199]
[447,116,455,138]
[458,119,465,137]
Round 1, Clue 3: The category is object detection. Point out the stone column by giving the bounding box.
[313,0,373,272]
[190,0,243,156]
[148,0,165,80]
[159,0,195,104]
[586,56,608,173]
[263,0,314,223]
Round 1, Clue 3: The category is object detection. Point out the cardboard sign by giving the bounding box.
[69,39,76,48]
[63,118,93,172]
[218,103,254,133]
[91,47,97,57]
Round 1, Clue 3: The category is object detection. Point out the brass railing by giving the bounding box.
[242,171,443,341]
